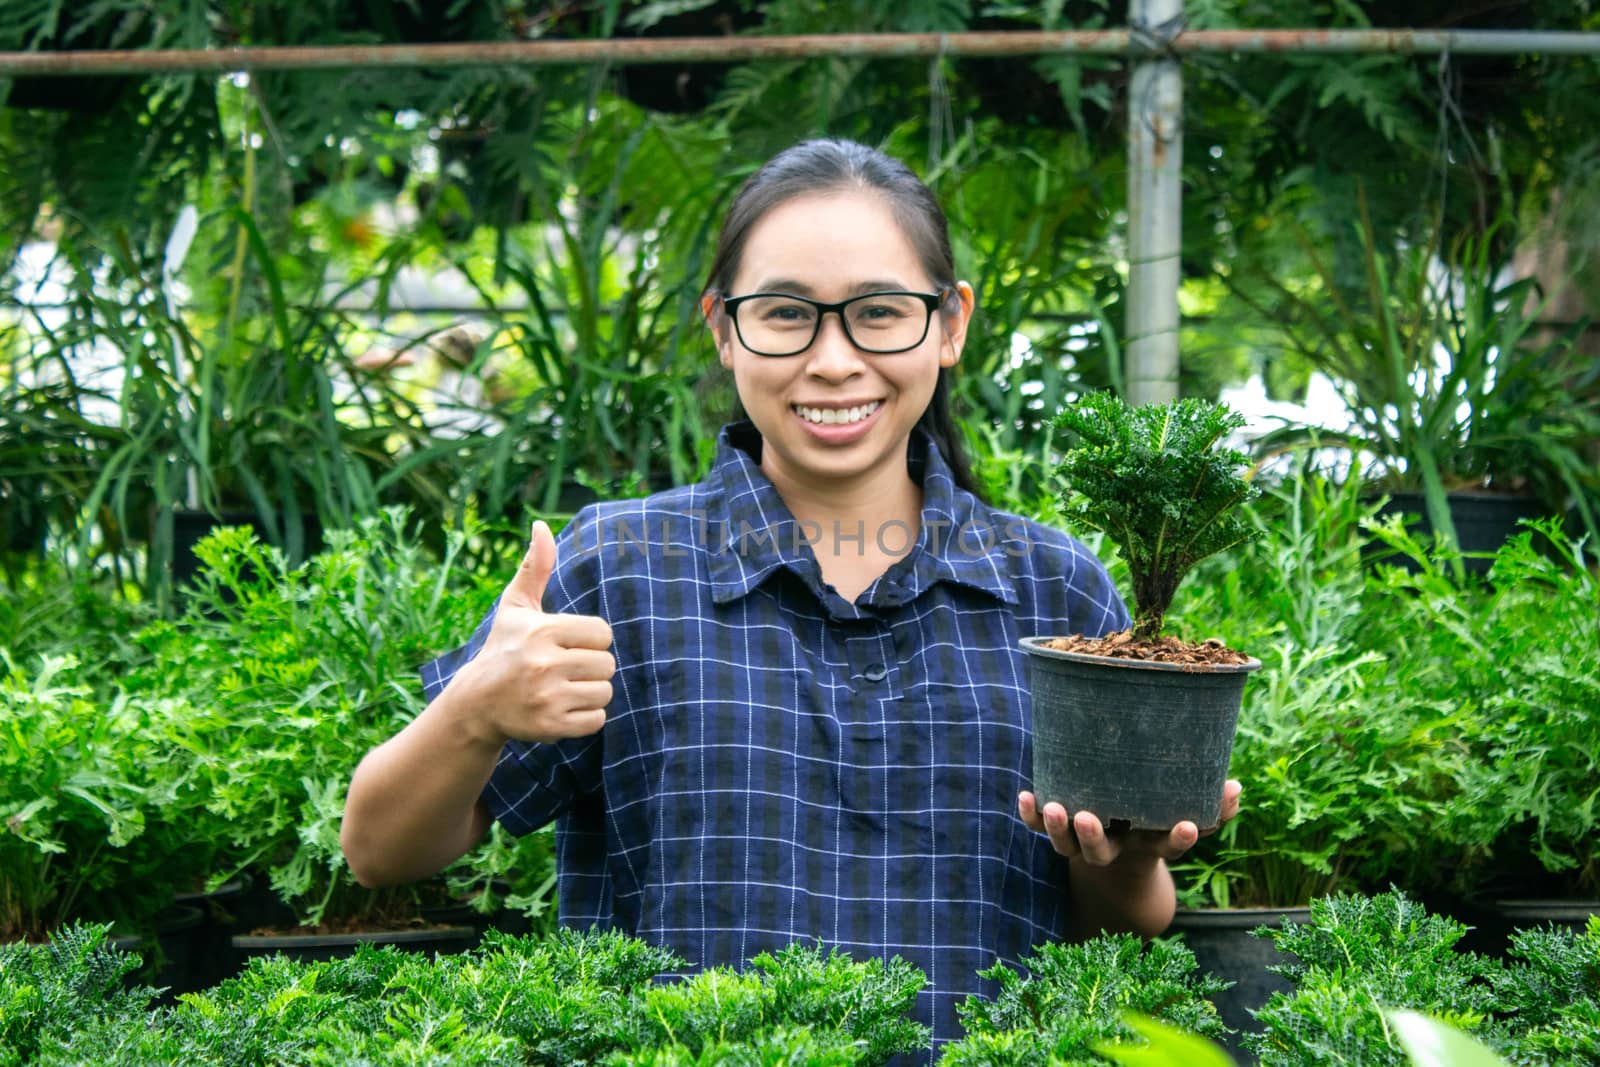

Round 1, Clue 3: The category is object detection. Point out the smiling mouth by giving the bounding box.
[792,401,882,426]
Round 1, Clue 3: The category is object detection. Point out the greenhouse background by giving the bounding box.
[2,1,1599,1064]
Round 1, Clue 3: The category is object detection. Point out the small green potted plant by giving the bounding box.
[1020,392,1261,832]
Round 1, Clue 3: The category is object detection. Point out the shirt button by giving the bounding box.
[862,664,888,683]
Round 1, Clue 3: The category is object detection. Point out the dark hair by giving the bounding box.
[703,138,985,501]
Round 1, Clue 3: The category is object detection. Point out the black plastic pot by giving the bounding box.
[1365,490,1551,576]
[1020,637,1260,831]
[168,507,325,594]
[420,880,534,941]
[111,904,207,1001]
[171,878,245,990]
[1493,899,1600,940]
[1169,906,1311,1061]
[231,925,479,965]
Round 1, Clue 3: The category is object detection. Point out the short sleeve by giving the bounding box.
[420,605,497,704]
[414,508,607,837]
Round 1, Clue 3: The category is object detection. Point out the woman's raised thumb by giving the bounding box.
[504,520,557,610]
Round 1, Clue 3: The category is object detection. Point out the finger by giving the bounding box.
[555,680,614,712]
[504,520,557,610]
[547,614,615,652]
[555,648,617,682]
[1017,791,1046,833]
[1166,820,1200,857]
[1220,779,1242,822]
[1201,780,1242,837]
[1043,802,1083,860]
[547,707,607,739]
[1072,810,1119,865]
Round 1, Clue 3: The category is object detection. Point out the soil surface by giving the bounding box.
[1041,630,1252,666]
[245,915,460,938]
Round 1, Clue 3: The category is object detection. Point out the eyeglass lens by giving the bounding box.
[734,293,931,355]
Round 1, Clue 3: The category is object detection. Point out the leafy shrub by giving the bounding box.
[27,927,925,1067]
[1168,467,1472,907]
[1354,519,1600,897]
[0,561,150,690]
[0,654,179,939]
[939,934,1228,1065]
[1169,474,1599,907]
[11,912,1598,1066]
[1052,393,1258,641]
[1176,641,1473,908]
[1486,918,1600,1063]
[1168,458,1375,656]
[612,944,926,1066]
[1246,891,1600,1066]
[121,508,515,924]
[1247,890,1501,1065]
[0,924,154,1067]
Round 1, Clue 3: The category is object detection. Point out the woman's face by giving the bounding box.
[705,189,973,493]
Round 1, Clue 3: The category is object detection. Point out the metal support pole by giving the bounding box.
[1126,0,1184,406]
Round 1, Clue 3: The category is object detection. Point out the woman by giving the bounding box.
[341,138,1241,1054]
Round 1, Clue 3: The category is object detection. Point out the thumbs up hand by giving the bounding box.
[448,520,615,748]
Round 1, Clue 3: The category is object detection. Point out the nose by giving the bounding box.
[804,311,867,380]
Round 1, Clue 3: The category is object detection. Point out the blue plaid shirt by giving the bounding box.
[421,422,1130,1056]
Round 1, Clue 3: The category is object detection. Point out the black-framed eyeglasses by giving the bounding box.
[720,290,946,357]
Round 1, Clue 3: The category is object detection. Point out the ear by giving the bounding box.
[938,281,976,368]
[702,292,734,368]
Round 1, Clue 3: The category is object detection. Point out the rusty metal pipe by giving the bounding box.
[2,30,1600,78]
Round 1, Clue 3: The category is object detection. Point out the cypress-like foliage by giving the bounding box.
[1052,394,1258,642]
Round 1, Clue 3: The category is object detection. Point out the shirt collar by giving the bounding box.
[704,421,1018,609]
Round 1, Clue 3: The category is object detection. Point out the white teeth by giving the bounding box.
[795,402,880,426]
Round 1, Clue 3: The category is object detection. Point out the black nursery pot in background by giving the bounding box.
[1364,490,1551,576]
[1168,905,1312,1057]
[169,507,325,593]
[1020,637,1260,831]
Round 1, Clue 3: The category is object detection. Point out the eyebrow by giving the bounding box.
[748,278,914,297]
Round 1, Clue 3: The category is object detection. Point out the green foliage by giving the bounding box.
[1094,1013,1237,1067]
[607,944,927,1065]
[8,910,1600,1066]
[1052,392,1258,641]
[748,943,929,1064]
[1169,470,1600,907]
[940,934,1228,1065]
[1170,456,1377,652]
[0,557,149,681]
[0,653,162,939]
[1175,641,1474,909]
[1242,892,1600,1066]
[388,111,729,515]
[605,1029,867,1066]
[1356,519,1600,897]
[1166,469,1468,906]
[20,927,923,1067]
[0,375,123,571]
[121,508,510,924]
[1485,921,1600,1062]
[1235,191,1600,557]
[1247,890,1501,1065]
[0,923,154,1067]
